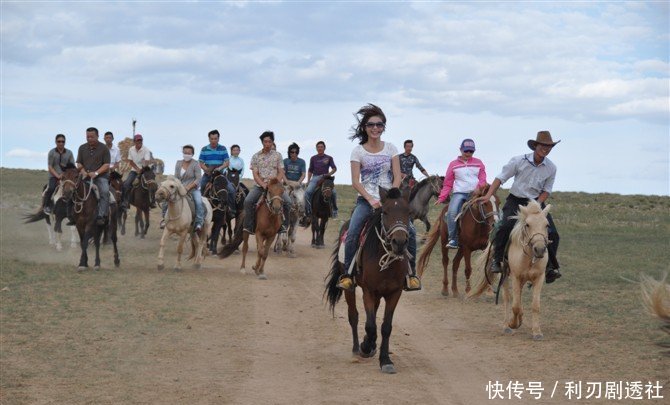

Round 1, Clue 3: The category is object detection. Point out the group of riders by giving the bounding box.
[42,104,562,291]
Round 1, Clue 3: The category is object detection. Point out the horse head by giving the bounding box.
[513,200,551,260]
[428,175,444,197]
[226,169,240,187]
[155,176,187,204]
[60,167,81,201]
[320,176,335,199]
[286,181,306,217]
[379,186,411,256]
[266,179,284,216]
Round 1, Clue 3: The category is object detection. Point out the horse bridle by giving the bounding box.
[464,196,499,225]
[158,182,185,224]
[264,191,284,216]
[375,213,410,271]
[209,176,229,212]
[520,224,551,263]
[62,176,94,214]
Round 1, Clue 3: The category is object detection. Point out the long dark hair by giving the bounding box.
[349,103,386,145]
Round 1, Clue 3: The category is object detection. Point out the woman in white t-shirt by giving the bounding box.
[337,104,421,291]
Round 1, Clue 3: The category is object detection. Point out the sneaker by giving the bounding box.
[445,240,459,249]
[331,210,338,219]
[43,206,52,215]
[545,268,562,284]
[159,219,166,229]
[194,224,202,232]
[404,275,422,291]
[490,261,503,274]
[243,228,255,236]
[96,216,106,226]
[336,275,355,291]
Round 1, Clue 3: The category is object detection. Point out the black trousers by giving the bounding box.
[44,177,58,207]
[493,194,560,269]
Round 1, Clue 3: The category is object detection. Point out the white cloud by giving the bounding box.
[5,148,47,159]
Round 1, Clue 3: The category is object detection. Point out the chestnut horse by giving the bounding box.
[310,175,334,248]
[468,200,552,340]
[219,179,284,279]
[325,187,411,374]
[417,186,500,297]
[61,169,120,271]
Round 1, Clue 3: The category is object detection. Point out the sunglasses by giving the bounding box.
[289,151,298,154]
[463,150,474,153]
[365,122,385,129]
[56,141,65,144]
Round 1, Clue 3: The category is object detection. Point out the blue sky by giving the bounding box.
[2,1,668,195]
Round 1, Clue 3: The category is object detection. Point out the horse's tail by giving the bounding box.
[467,242,496,299]
[324,222,347,314]
[641,273,670,338]
[417,214,442,277]
[23,210,48,224]
[218,211,244,258]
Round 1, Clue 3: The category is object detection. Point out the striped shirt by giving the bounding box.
[198,144,229,168]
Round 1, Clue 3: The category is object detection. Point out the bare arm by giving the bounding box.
[477,178,502,203]
[391,155,402,188]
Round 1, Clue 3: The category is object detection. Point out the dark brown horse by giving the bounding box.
[219,179,283,279]
[417,185,500,297]
[106,171,124,244]
[325,187,411,374]
[122,166,157,238]
[310,175,334,248]
[221,169,248,245]
[204,170,231,254]
[61,169,120,271]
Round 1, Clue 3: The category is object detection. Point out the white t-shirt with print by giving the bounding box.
[350,141,398,200]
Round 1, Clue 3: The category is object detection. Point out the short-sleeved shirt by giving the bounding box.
[283,157,306,182]
[76,141,111,179]
[228,156,245,177]
[128,145,152,173]
[496,153,557,200]
[308,154,336,176]
[250,149,283,181]
[350,142,398,200]
[47,148,75,178]
[198,144,229,169]
[108,144,121,169]
[398,153,425,177]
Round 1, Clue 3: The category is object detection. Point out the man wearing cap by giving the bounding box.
[436,138,487,249]
[122,134,152,209]
[398,139,430,185]
[243,131,291,235]
[199,129,236,216]
[477,131,562,283]
[75,127,111,226]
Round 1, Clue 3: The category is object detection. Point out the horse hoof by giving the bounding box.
[359,348,377,359]
[317,245,325,249]
[311,243,316,248]
[504,327,514,335]
[252,265,257,271]
[77,266,87,272]
[532,334,544,341]
[94,266,100,271]
[56,245,63,252]
[114,260,120,268]
[289,253,297,258]
[240,268,246,274]
[157,264,164,271]
[257,274,268,280]
[441,290,449,297]
[381,364,397,374]
[193,263,201,270]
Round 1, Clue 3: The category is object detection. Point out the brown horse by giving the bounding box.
[325,187,411,374]
[221,168,248,245]
[61,169,120,271]
[219,179,284,279]
[122,166,157,238]
[417,185,500,297]
[310,175,334,248]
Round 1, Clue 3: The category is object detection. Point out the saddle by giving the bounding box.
[337,219,375,274]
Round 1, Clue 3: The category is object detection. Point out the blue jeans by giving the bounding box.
[122,170,138,204]
[304,175,338,215]
[243,185,290,232]
[343,197,416,275]
[191,188,205,227]
[446,192,470,244]
[94,177,110,219]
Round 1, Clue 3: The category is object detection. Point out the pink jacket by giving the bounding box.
[437,156,487,203]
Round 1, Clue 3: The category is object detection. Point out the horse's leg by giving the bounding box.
[257,235,273,280]
[531,274,544,340]
[379,291,402,373]
[134,208,140,237]
[288,220,297,258]
[451,249,463,297]
[359,290,378,358]
[502,277,514,334]
[69,225,78,249]
[78,227,89,270]
[509,275,524,330]
[462,248,473,293]
[93,225,102,270]
[319,217,328,247]
[422,215,430,240]
[119,208,126,235]
[110,215,120,268]
[311,217,317,247]
[343,289,359,356]
[240,233,249,273]
[174,233,187,271]
[157,229,169,270]
[210,220,221,254]
[441,245,450,296]
[142,208,150,238]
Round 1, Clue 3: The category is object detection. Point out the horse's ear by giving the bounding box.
[518,204,527,216]
[542,204,552,216]
[379,186,388,202]
[176,181,188,196]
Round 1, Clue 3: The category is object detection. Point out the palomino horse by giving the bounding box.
[60,169,120,271]
[122,166,157,238]
[468,200,552,340]
[204,170,231,255]
[23,167,79,251]
[219,179,284,279]
[325,187,411,374]
[155,176,213,271]
[221,169,248,245]
[417,185,500,297]
[310,175,335,248]
[404,175,444,239]
[640,273,670,349]
[274,181,306,258]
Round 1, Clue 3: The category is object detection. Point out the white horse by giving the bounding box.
[274,181,306,258]
[155,176,212,271]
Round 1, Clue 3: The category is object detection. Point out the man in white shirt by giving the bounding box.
[104,131,122,172]
[122,134,152,208]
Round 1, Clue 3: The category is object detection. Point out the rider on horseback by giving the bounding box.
[75,127,111,226]
[160,144,205,231]
[199,129,237,217]
[283,143,306,185]
[304,141,338,220]
[477,131,562,283]
[242,131,291,235]
[43,134,75,215]
[337,104,421,292]
[398,139,429,189]
[122,134,153,209]
[103,131,122,173]
[436,139,487,249]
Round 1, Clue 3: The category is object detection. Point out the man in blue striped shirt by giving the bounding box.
[199,129,236,215]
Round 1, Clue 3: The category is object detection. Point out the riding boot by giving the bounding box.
[41,194,52,215]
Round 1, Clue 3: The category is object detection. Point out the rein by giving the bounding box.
[66,177,94,214]
[160,185,186,224]
[264,193,283,216]
[374,214,410,271]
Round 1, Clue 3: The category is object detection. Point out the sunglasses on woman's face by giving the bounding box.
[365,122,385,129]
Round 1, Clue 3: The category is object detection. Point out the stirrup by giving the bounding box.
[404,275,422,291]
[336,275,355,291]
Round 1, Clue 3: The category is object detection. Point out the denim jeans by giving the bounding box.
[343,197,416,275]
[304,175,338,215]
[161,189,204,227]
[122,170,138,203]
[243,185,290,232]
[446,192,470,244]
[94,177,109,218]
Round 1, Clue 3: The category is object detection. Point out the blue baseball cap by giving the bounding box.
[460,139,476,152]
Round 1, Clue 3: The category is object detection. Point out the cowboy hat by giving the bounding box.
[528,131,560,150]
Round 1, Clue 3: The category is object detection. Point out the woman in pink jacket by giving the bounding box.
[436,139,487,249]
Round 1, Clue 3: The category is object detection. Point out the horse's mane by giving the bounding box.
[509,200,543,243]
[110,171,123,181]
[386,187,402,199]
[362,208,384,255]
[64,163,77,170]
[409,176,441,201]
[140,166,153,175]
